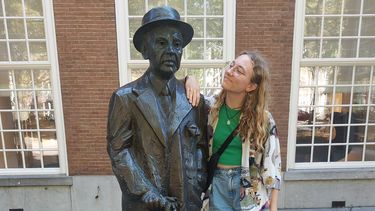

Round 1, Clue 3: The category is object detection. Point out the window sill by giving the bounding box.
[0,175,72,187]
[284,168,375,181]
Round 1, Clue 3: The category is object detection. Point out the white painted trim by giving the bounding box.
[224,0,236,61]
[287,0,305,171]
[43,0,68,176]
[115,0,130,86]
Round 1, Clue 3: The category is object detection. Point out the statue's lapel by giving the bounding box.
[134,87,166,147]
[169,82,192,137]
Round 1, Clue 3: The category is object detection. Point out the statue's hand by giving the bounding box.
[163,196,179,211]
[185,76,201,107]
[142,190,164,209]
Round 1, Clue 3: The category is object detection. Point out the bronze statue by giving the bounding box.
[107,6,208,211]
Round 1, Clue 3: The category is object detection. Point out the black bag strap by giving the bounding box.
[215,125,239,156]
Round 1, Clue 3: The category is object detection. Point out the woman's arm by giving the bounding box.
[269,189,279,211]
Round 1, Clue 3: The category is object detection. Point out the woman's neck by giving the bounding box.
[225,92,245,109]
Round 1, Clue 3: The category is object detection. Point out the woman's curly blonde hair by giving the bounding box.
[209,50,270,151]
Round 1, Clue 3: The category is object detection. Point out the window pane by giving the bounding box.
[359,39,375,57]
[187,0,204,15]
[347,145,363,161]
[350,126,365,142]
[303,39,320,58]
[370,106,375,123]
[306,0,323,14]
[36,90,52,109]
[323,17,340,36]
[34,69,51,89]
[313,146,328,162]
[17,91,34,110]
[0,112,16,130]
[205,67,221,88]
[315,126,332,143]
[300,67,315,86]
[4,0,23,17]
[168,0,185,15]
[295,146,311,162]
[297,127,313,144]
[26,19,45,39]
[0,1,3,16]
[206,40,223,59]
[38,111,55,128]
[342,17,359,36]
[344,0,361,14]
[20,111,36,129]
[333,108,350,123]
[25,0,43,16]
[336,66,353,85]
[24,131,39,150]
[130,68,146,81]
[314,107,331,123]
[324,0,342,14]
[41,131,57,149]
[354,66,371,84]
[0,42,9,61]
[25,150,41,168]
[15,69,32,88]
[335,87,351,104]
[187,68,204,86]
[330,145,346,161]
[128,18,142,38]
[361,17,375,36]
[128,0,145,15]
[368,126,375,142]
[297,107,313,123]
[129,40,142,60]
[7,19,25,39]
[317,66,334,85]
[6,151,23,168]
[9,41,28,61]
[187,18,204,38]
[2,132,21,149]
[29,41,47,61]
[298,88,315,106]
[43,150,59,167]
[0,19,5,38]
[206,0,223,15]
[352,86,369,104]
[363,0,375,14]
[316,87,333,105]
[340,39,357,58]
[206,18,223,38]
[365,145,375,161]
[322,39,339,58]
[304,17,321,37]
[148,0,165,9]
[185,40,204,59]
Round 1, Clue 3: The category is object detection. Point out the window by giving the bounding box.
[115,0,236,95]
[289,0,375,169]
[0,0,67,175]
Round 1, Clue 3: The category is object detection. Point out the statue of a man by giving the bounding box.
[107,6,208,211]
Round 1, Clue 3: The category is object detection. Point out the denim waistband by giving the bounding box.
[214,167,241,176]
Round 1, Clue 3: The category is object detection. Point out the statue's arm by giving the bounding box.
[106,92,157,196]
[196,95,209,189]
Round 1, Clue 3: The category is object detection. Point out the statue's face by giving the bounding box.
[144,26,183,79]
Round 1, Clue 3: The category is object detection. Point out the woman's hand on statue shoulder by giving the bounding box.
[185,76,201,107]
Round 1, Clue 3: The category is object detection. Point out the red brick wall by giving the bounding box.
[53,1,118,175]
[236,0,295,170]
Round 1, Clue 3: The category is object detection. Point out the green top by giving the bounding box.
[212,104,242,166]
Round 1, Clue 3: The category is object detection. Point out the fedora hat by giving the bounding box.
[133,6,194,52]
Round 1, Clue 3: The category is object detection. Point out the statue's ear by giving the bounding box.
[141,44,149,60]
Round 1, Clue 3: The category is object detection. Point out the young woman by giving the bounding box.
[186,50,282,211]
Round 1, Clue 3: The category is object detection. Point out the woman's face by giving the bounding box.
[221,54,257,94]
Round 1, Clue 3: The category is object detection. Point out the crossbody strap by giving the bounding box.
[215,125,239,156]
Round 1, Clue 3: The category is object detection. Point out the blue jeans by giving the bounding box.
[209,167,241,211]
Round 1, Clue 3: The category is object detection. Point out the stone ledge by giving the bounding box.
[0,175,72,187]
[284,168,375,181]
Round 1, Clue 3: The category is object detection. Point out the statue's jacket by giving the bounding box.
[107,71,208,211]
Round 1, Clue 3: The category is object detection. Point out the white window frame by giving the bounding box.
[115,0,236,86]
[0,0,68,175]
[288,0,375,170]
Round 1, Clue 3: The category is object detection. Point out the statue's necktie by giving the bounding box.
[160,86,172,119]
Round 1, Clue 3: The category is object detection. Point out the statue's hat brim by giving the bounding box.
[133,6,194,52]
